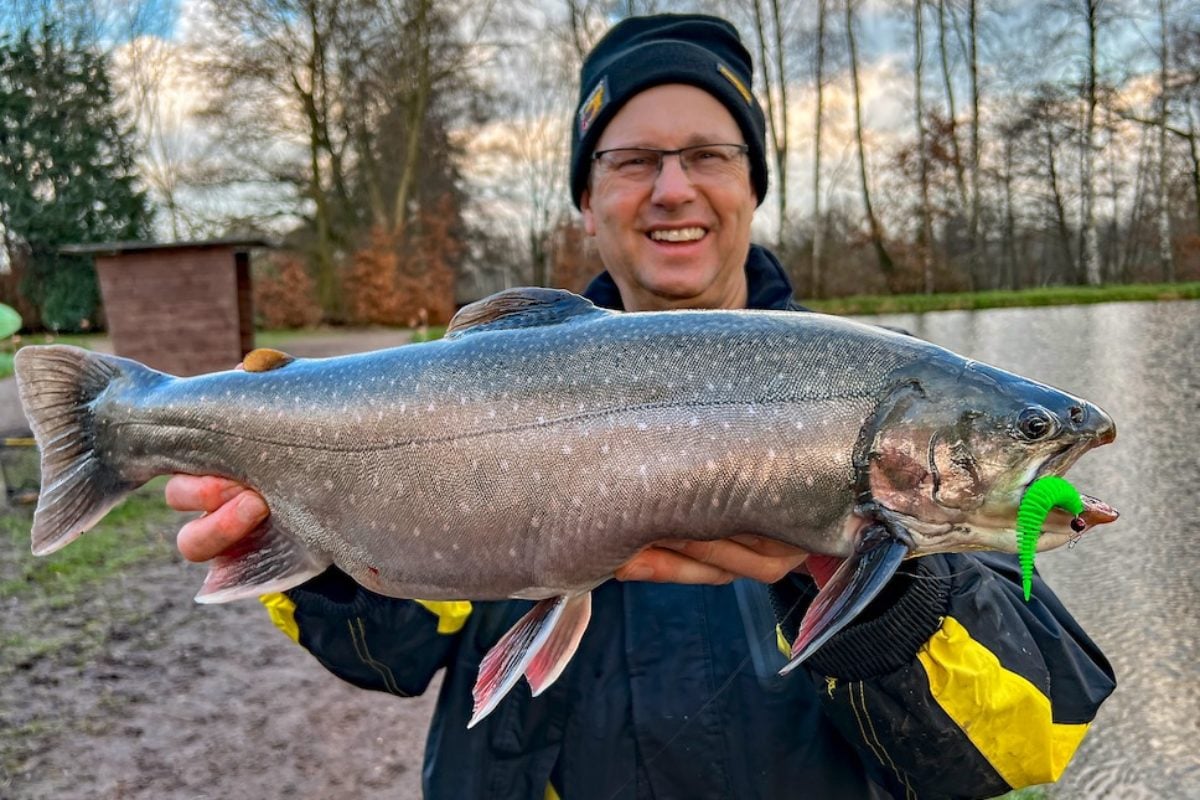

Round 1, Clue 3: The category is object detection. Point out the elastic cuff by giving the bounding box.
[285,566,398,617]
[805,557,950,680]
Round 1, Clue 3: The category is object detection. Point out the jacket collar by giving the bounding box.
[582,244,799,312]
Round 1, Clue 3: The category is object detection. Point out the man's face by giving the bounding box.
[580,84,757,312]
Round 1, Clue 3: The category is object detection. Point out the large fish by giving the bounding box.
[14,288,1118,725]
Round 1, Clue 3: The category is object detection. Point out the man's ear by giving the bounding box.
[580,189,597,236]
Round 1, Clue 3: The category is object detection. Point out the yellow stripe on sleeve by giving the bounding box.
[544,782,561,800]
[916,616,1089,788]
[260,592,300,643]
[414,600,473,634]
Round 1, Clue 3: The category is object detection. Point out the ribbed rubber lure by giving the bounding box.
[1016,475,1084,601]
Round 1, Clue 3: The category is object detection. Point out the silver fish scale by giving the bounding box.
[99,308,931,600]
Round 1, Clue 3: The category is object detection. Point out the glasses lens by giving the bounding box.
[597,149,661,181]
[681,145,747,178]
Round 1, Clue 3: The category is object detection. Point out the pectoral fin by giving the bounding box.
[780,527,910,675]
[469,592,592,728]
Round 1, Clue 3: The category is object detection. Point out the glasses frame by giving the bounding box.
[591,143,750,182]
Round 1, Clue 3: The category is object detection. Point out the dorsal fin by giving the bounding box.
[447,288,604,337]
[242,348,295,372]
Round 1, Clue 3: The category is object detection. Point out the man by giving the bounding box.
[167,14,1114,799]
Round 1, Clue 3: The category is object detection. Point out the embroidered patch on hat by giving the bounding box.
[716,63,752,104]
[578,77,609,136]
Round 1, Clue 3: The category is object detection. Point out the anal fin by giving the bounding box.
[194,517,329,603]
[469,592,592,728]
[780,528,909,674]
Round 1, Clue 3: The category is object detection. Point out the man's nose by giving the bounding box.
[651,153,697,205]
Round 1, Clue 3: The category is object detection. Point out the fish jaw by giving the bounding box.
[898,492,1119,555]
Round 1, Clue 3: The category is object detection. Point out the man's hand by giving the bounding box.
[614,536,809,585]
[166,475,268,562]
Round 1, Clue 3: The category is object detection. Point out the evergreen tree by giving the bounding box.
[0,25,151,331]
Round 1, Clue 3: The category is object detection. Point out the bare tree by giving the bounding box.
[751,0,792,243]
[967,0,982,286]
[1156,0,1175,281]
[914,0,934,293]
[936,0,970,247]
[844,0,895,283]
[1079,0,1103,285]
[812,0,828,297]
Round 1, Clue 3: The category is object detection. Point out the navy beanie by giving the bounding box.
[570,14,769,210]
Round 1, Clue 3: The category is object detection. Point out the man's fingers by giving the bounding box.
[657,538,808,584]
[165,475,248,513]
[176,489,268,563]
[614,546,737,585]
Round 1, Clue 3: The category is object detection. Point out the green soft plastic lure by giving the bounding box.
[1016,476,1084,601]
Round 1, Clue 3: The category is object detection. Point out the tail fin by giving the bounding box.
[14,345,142,555]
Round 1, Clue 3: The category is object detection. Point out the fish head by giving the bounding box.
[861,357,1117,555]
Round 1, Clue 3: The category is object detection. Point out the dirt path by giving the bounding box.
[2,329,439,800]
[1,529,440,799]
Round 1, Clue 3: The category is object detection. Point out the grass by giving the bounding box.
[805,281,1200,316]
[0,477,180,676]
[0,478,176,600]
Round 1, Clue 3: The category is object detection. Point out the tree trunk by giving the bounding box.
[937,0,970,250]
[751,0,789,245]
[812,0,827,298]
[968,0,982,287]
[1156,0,1175,282]
[392,0,432,237]
[1002,136,1017,289]
[1046,129,1074,283]
[914,0,934,294]
[845,0,896,283]
[1188,109,1200,238]
[1079,0,1102,285]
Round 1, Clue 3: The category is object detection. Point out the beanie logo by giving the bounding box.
[716,63,752,105]
[578,77,609,136]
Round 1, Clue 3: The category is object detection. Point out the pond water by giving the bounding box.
[857,300,1200,799]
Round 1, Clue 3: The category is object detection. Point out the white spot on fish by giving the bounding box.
[562,445,573,455]
[637,422,648,431]
[413,527,421,537]
[434,551,443,560]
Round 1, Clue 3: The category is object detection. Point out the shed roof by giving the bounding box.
[59,238,273,256]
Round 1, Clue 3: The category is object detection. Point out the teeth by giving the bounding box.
[649,227,705,243]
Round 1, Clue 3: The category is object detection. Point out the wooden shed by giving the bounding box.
[61,239,269,376]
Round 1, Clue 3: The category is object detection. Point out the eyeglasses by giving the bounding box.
[592,143,750,184]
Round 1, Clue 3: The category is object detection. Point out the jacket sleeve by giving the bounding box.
[771,553,1115,799]
[259,566,471,697]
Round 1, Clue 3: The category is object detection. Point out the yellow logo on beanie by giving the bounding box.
[578,77,608,135]
[716,63,752,104]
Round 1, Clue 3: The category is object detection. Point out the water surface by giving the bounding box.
[858,300,1200,799]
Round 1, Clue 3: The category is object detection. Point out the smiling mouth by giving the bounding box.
[648,227,707,243]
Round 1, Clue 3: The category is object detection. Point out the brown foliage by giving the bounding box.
[548,218,603,295]
[253,254,323,329]
[342,196,459,327]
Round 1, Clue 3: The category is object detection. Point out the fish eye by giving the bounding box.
[1017,407,1056,441]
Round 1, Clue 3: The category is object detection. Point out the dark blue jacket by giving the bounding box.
[264,245,1115,799]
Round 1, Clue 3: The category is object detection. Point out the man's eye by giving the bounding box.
[617,154,653,168]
